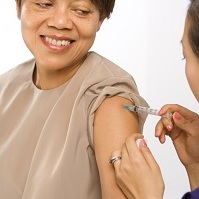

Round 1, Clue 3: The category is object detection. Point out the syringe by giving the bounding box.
[124,105,172,120]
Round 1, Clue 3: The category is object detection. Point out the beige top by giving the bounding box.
[0,51,148,199]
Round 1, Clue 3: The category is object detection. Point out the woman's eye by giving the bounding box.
[73,9,90,16]
[36,3,52,8]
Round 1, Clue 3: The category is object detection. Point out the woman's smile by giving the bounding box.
[40,35,75,51]
[19,0,103,75]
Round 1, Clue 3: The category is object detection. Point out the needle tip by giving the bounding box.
[124,105,129,109]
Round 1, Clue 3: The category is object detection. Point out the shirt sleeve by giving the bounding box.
[86,76,149,149]
[181,187,199,199]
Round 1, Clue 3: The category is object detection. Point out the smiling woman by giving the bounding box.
[18,0,106,90]
[0,0,148,199]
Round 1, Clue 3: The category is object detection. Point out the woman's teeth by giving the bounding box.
[45,36,71,46]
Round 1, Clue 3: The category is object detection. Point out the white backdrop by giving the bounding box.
[1,0,199,198]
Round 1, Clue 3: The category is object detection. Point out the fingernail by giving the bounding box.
[136,139,142,147]
[158,109,162,115]
[166,125,172,131]
[174,112,181,120]
[140,139,147,147]
[155,130,159,137]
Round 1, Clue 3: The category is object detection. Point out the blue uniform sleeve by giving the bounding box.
[182,187,199,199]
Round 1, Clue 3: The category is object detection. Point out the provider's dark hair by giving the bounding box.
[187,0,199,58]
[15,0,115,19]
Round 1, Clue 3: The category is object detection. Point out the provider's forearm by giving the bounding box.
[186,164,199,190]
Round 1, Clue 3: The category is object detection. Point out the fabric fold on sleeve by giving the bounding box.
[86,76,149,149]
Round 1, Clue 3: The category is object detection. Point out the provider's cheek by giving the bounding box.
[185,61,192,82]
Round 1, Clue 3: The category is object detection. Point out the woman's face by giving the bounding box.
[182,17,199,102]
[17,0,103,72]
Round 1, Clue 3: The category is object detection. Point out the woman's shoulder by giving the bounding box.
[86,51,133,79]
[0,58,35,81]
[0,58,35,91]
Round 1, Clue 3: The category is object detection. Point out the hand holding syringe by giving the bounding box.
[124,105,173,120]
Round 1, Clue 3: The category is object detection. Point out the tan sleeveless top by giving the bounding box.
[0,52,148,199]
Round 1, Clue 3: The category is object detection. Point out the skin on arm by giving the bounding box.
[94,96,140,198]
[112,134,164,199]
[156,104,199,190]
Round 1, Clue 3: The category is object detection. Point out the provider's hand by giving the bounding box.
[156,104,199,166]
[111,133,164,199]
[156,104,199,190]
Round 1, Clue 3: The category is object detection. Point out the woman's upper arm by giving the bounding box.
[93,96,140,199]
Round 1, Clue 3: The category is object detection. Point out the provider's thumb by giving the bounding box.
[172,112,189,131]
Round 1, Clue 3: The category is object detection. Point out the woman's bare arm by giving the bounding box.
[94,96,140,198]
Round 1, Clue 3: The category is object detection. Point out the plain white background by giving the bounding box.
[1,0,199,198]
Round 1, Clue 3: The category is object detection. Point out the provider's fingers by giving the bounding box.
[110,134,144,169]
[159,104,190,117]
[159,104,198,123]
[155,119,168,143]
[139,140,160,170]
[110,150,122,169]
[122,134,144,158]
[172,111,199,133]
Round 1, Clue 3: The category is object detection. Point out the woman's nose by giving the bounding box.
[47,9,74,30]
